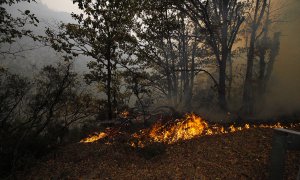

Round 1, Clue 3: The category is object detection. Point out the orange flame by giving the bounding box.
[120,110,129,118]
[135,113,293,145]
[80,113,298,145]
[148,113,208,143]
[80,132,107,143]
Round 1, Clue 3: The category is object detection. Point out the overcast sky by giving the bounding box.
[40,0,80,13]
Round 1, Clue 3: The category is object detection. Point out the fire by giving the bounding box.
[80,113,299,145]
[120,110,129,118]
[134,113,299,146]
[80,132,107,143]
[80,127,122,143]
[148,113,208,143]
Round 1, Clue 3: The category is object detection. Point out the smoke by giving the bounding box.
[264,0,300,116]
[2,0,300,119]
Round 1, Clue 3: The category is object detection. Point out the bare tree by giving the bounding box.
[137,1,212,109]
[242,0,267,115]
[175,0,246,111]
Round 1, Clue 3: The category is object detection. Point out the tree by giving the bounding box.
[136,1,211,109]
[28,63,86,135]
[255,0,281,112]
[0,67,30,177]
[175,0,246,111]
[0,0,39,57]
[0,67,30,134]
[123,70,152,126]
[46,0,139,120]
[242,0,267,115]
[136,1,178,105]
[0,63,94,177]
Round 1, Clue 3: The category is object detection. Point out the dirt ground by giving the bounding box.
[20,126,300,180]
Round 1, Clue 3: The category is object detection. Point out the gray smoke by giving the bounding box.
[264,0,300,116]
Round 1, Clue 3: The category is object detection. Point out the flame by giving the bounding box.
[120,110,129,118]
[135,113,295,145]
[80,132,107,143]
[146,114,255,144]
[148,113,208,143]
[80,127,122,143]
[80,112,299,146]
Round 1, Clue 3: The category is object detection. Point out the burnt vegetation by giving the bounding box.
[0,0,300,179]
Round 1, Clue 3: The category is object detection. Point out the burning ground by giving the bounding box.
[20,114,300,179]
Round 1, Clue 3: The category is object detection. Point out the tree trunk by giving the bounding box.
[107,58,113,120]
[218,1,229,111]
[243,0,267,115]
[243,24,256,115]
[184,29,198,109]
[106,39,113,120]
[257,0,271,103]
[219,58,227,111]
[264,32,281,90]
[227,53,233,100]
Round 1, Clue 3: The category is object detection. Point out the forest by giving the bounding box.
[1,0,300,179]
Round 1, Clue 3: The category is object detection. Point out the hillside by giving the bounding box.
[1,1,89,76]
[19,126,300,179]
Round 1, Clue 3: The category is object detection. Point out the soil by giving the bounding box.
[19,126,300,180]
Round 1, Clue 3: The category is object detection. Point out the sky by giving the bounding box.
[39,0,80,13]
